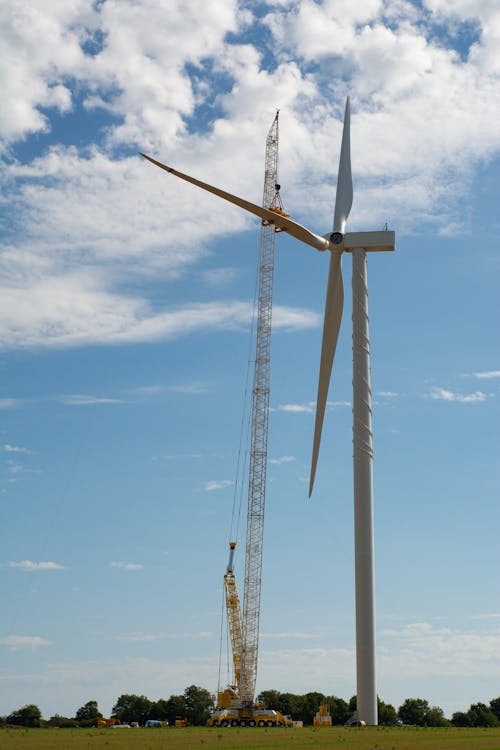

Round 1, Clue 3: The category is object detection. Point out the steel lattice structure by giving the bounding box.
[240,112,279,705]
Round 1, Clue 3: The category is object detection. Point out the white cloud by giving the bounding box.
[278,402,314,413]
[115,631,211,641]
[6,461,24,476]
[270,306,321,331]
[162,453,203,461]
[2,443,29,453]
[0,213,320,348]
[8,560,64,571]
[379,621,500,677]
[114,633,159,642]
[0,654,222,718]
[265,1,500,230]
[264,0,383,60]
[0,0,242,148]
[257,645,356,692]
[261,631,320,639]
[423,1,500,74]
[202,267,241,287]
[0,635,52,648]
[90,0,243,150]
[428,386,489,403]
[158,384,209,395]
[58,394,123,406]
[2,0,500,355]
[467,613,500,620]
[110,561,143,571]
[203,479,233,492]
[0,0,93,144]
[473,370,500,379]
[0,399,18,409]
[131,383,209,397]
[277,400,350,413]
[269,455,296,465]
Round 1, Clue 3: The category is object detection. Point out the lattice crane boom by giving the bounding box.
[240,111,280,705]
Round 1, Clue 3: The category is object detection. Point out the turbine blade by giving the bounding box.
[333,97,353,233]
[309,252,344,497]
[141,153,328,251]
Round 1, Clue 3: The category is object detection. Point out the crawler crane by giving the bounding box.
[207,113,291,729]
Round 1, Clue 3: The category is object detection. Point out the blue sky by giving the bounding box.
[1,0,499,721]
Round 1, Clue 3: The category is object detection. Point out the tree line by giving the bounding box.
[257,691,500,728]
[2,688,500,728]
[1,685,212,729]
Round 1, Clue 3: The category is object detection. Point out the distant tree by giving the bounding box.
[259,690,341,725]
[12,704,42,720]
[451,711,471,727]
[398,698,430,726]
[112,694,153,725]
[164,694,187,726]
[490,697,500,722]
[467,702,499,727]
[184,685,213,725]
[7,704,42,727]
[255,691,401,726]
[377,698,398,725]
[425,706,449,726]
[277,692,303,719]
[75,700,102,726]
[302,692,326,725]
[398,698,448,726]
[149,698,170,722]
[326,696,350,725]
[48,714,79,728]
[257,690,282,710]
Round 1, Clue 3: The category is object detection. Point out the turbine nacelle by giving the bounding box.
[321,230,396,254]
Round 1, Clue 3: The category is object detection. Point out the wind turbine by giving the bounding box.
[141,98,395,725]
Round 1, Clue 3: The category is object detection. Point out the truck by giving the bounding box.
[207,697,292,728]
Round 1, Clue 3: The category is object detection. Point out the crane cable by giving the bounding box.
[229,111,279,544]
[217,213,261,694]
[229,259,260,544]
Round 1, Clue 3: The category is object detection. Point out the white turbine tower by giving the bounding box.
[141,98,395,725]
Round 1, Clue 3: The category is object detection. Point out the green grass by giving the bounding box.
[1,726,500,750]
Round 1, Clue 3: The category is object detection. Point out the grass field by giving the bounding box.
[1,726,500,750]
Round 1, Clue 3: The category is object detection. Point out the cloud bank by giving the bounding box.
[2,0,500,351]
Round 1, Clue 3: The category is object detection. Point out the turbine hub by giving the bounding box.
[330,232,344,245]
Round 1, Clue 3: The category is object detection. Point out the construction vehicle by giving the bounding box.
[313,705,333,727]
[207,702,292,727]
[207,113,293,730]
[97,718,121,727]
[207,544,292,727]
